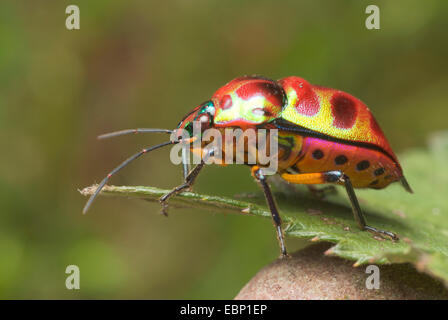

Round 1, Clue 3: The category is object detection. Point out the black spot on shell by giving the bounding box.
[370,179,379,186]
[374,167,385,176]
[356,160,370,171]
[312,149,324,160]
[334,155,348,165]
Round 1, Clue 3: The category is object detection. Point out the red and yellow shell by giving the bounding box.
[278,76,398,163]
[176,75,409,191]
[275,76,406,189]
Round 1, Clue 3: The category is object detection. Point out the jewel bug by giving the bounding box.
[83,75,412,257]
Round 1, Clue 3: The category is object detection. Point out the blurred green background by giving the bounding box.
[0,0,447,299]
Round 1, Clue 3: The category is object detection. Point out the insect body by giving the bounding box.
[84,75,412,257]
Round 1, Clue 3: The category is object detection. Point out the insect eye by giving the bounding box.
[205,103,215,116]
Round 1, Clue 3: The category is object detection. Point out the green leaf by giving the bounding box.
[80,132,448,286]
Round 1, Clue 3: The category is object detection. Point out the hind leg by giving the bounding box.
[281,171,398,240]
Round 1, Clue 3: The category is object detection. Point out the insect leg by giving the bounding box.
[252,166,288,258]
[281,171,398,240]
[159,149,214,215]
[338,173,398,240]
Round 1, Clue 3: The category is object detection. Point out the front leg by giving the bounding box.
[159,149,213,215]
[252,166,288,258]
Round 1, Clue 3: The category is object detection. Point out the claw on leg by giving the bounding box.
[159,201,169,217]
[159,182,190,216]
[364,225,399,241]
